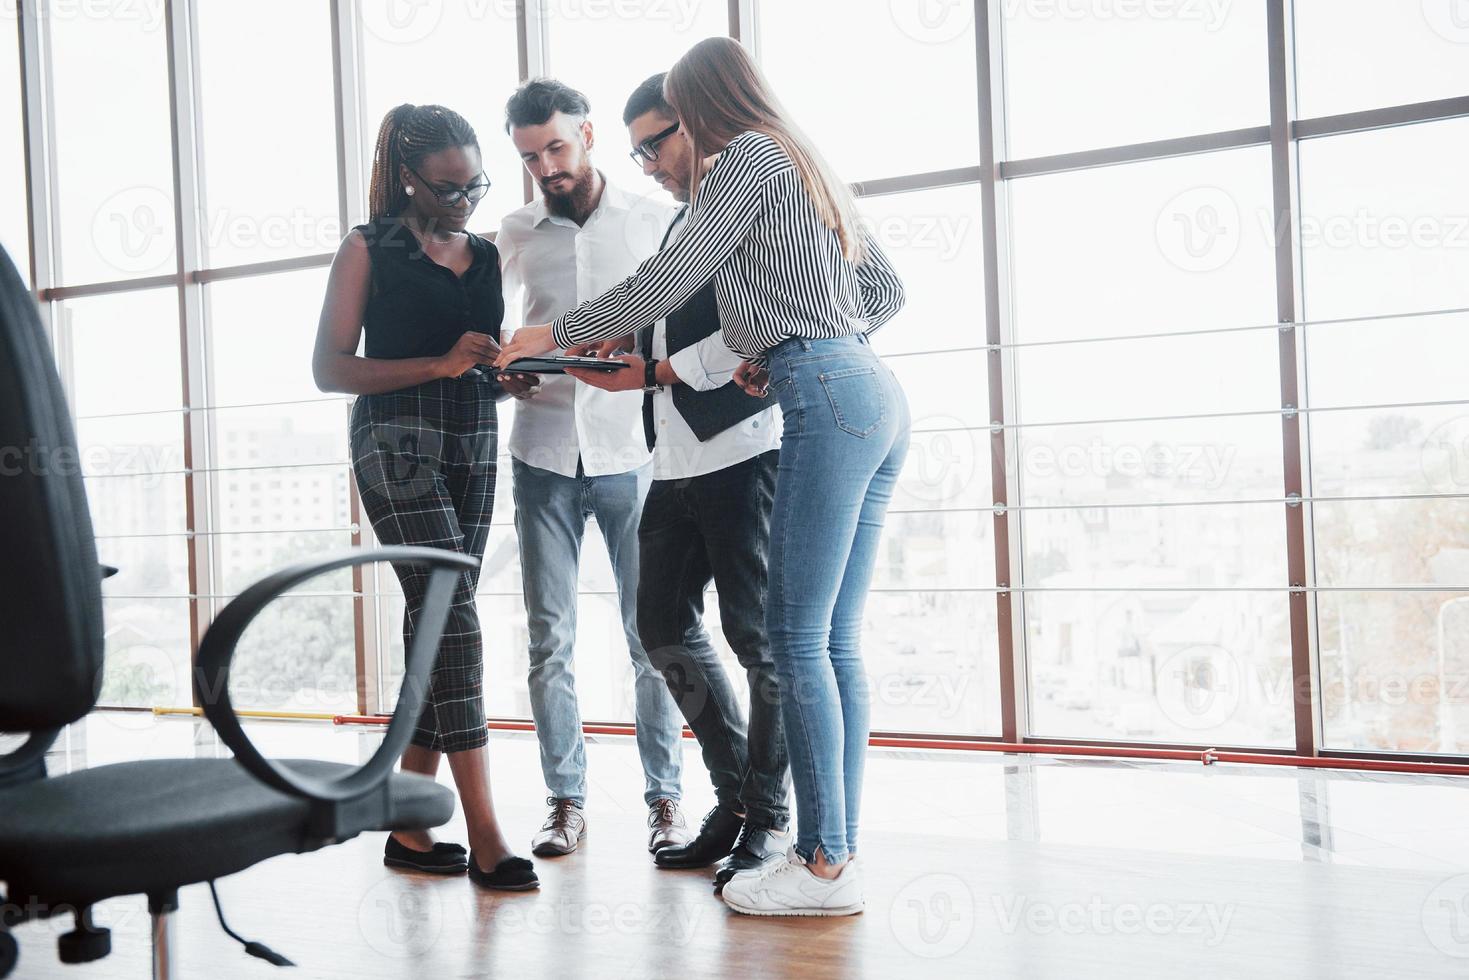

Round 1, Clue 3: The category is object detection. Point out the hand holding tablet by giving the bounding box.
[503,355,633,374]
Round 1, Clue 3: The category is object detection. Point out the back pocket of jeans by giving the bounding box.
[818,366,885,438]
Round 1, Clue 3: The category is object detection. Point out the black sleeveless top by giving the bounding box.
[355,215,504,360]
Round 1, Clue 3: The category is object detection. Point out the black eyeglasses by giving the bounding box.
[628,122,681,165]
[406,165,491,207]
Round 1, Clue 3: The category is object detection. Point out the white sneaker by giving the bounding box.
[720,849,864,917]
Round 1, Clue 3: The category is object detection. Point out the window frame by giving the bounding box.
[9,0,1469,758]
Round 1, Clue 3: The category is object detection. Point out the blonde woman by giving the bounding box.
[496,37,908,916]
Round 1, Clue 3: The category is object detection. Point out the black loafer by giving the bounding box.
[384,836,469,874]
[654,804,744,869]
[468,853,539,891]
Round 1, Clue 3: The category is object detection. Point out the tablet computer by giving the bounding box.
[502,356,632,375]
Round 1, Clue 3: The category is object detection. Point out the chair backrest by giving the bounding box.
[0,245,104,732]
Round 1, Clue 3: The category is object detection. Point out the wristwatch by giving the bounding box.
[643,358,663,393]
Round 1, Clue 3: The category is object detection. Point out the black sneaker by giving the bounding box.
[713,824,790,887]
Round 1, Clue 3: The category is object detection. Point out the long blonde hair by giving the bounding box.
[665,37,866,263]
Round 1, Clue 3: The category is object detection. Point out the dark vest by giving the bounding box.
[638,208,777,449]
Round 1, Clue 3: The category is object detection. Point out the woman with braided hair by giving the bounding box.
[313,103,536,890]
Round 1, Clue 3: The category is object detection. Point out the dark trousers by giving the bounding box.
[637,449,790,830]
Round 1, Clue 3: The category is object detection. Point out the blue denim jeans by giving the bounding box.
[765,333,910,864]
[511,456,683,806]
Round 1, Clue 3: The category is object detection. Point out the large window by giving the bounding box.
[15,1,1469,755]
[1293,0,1469,119]
[63,287,192,710]
[760,0,980,182]
[205,269,356,712]
[1009,147,1291,745]
[48,2,175,284]
[1299,115,1469,752]
[0,10,28,280]
[194,0,339,268]
[862,184,998,734]
[1002,0,1269,158]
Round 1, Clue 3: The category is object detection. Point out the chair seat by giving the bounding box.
[0,758,454,909]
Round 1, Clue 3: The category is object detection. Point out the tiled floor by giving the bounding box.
[6,713,1469,977]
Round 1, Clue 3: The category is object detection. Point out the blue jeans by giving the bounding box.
[511,456,683,806]
[765,334,910,864]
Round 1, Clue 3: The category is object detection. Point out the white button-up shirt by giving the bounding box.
[496,178,675,478]
[654,208,781,481]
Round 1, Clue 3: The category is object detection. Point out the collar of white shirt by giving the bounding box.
[502,175,670,480]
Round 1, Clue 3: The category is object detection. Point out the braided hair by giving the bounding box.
[368,103,480,221]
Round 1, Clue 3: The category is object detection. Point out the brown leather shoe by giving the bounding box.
[531,797,587,857]
[647,797,692,853]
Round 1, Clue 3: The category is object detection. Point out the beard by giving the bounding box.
[541,163,599,220]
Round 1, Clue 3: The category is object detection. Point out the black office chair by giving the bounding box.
[0,244,471,978]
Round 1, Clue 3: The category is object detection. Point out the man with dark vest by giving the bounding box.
[562,72,790,886]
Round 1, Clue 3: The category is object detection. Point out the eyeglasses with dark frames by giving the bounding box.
[628,122,681,165]
[406,165,491,207]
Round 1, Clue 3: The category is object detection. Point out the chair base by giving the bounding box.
[149,891,178,980]
[57,904,110,963]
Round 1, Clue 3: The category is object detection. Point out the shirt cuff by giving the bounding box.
[551,315,575,351]
[667,343,726,393]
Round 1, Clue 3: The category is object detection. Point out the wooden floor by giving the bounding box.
[11,714,1469,978]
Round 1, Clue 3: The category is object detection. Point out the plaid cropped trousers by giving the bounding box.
[349,376,497,753]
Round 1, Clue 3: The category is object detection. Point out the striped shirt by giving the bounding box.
[550,130,905,363]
